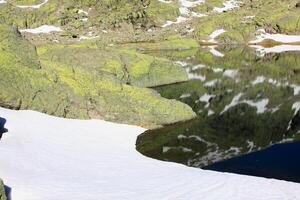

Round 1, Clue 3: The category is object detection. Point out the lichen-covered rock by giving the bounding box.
[0,180,6,200]
[0,24,195,128]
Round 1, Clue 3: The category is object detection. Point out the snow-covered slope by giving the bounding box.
[0,107,300,200]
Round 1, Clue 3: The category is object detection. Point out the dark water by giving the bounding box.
[136,46,300,182]
[205,141,300,183]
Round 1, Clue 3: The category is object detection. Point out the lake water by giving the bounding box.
[136,46,300,182]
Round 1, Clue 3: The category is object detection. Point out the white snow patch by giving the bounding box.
[175,60,189,67]
[16,0,49,9]
[19,25,62,34]
[180,93,191,99]
[78,9,88,15]
[213,0,239,13]
[291,84,300,96]
[162,0,206,27]
[209,46,225,57]
[250,30,300,44]
[0,0,6,4]
[251,76,266,85]
[158,0,172,3]
[204,79,219,87]
[221,93,243,114]
[223,69,238,79]
[1,108,300,199]
[199,93,216,103]
[208,29,226,43]
[243,99,269,114]
[208,109,215,116]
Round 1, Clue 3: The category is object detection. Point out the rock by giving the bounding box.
[0,180,6,200]
[296,2,300,7]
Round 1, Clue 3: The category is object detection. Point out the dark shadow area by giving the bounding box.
[204,141,300,183]
[4,185,11,200]
[0,117,8,139]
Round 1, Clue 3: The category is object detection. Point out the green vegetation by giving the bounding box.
[0,23,196,127]
[0,180,6,200]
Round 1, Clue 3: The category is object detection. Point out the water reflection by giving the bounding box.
[136,47,300,170]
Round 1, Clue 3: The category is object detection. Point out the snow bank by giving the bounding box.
[0,107,300,200]
[16,0,49,9]
[19,25,62,34]
[250,29,300,44]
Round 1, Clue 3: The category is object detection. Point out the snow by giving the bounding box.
[16,0,49,9]
[204,79,219,87]
[209,46,225,57]
[250,30,300,44]
[223,69,238,79]
[251,76,266,85]
[162,0,206,27]
[19,25,62,34]
[251,45,300,55]
[221,92,243,114]
[0,0,6,4]
[208,29,226,43]
[213,0,239,13]
[1,107,300,199]
[220,93,268,114]
[158,0,172,3]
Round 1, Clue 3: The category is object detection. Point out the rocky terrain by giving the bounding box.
[0,0,299,128]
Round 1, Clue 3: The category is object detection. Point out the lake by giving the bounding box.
[136,46,300,182]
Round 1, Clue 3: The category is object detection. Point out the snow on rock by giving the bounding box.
[204,79,219,87]
[162,0,206,27]
[213,0,239,13]
[243,99,269,114]
[250,29,300,44]
[158,0,172,3]
[251,76,266,85]
[208,29,226,43]
[16,0,49,9]
[19,25,62,34]
[1,107,300,199]
[221,92,243,114]
[223,69,238,79]
[162,16,188,27]
[220,93,269,114]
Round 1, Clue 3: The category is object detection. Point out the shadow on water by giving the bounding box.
[0,117,8,139]
[204,141,300,183]
[4,185,12,200]
[136,47,300,182]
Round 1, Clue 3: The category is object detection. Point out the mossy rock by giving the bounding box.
[0,24,195,127]
[0,180,6,200]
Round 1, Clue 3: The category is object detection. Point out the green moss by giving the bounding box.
[0,180,6,200]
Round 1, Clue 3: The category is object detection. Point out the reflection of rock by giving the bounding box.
[0,180,6,200]
[137,102,298,167]
[137,47,300,167]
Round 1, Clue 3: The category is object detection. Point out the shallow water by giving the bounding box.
[136,46,300,182]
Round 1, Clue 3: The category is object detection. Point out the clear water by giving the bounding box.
[136,46,300,182]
